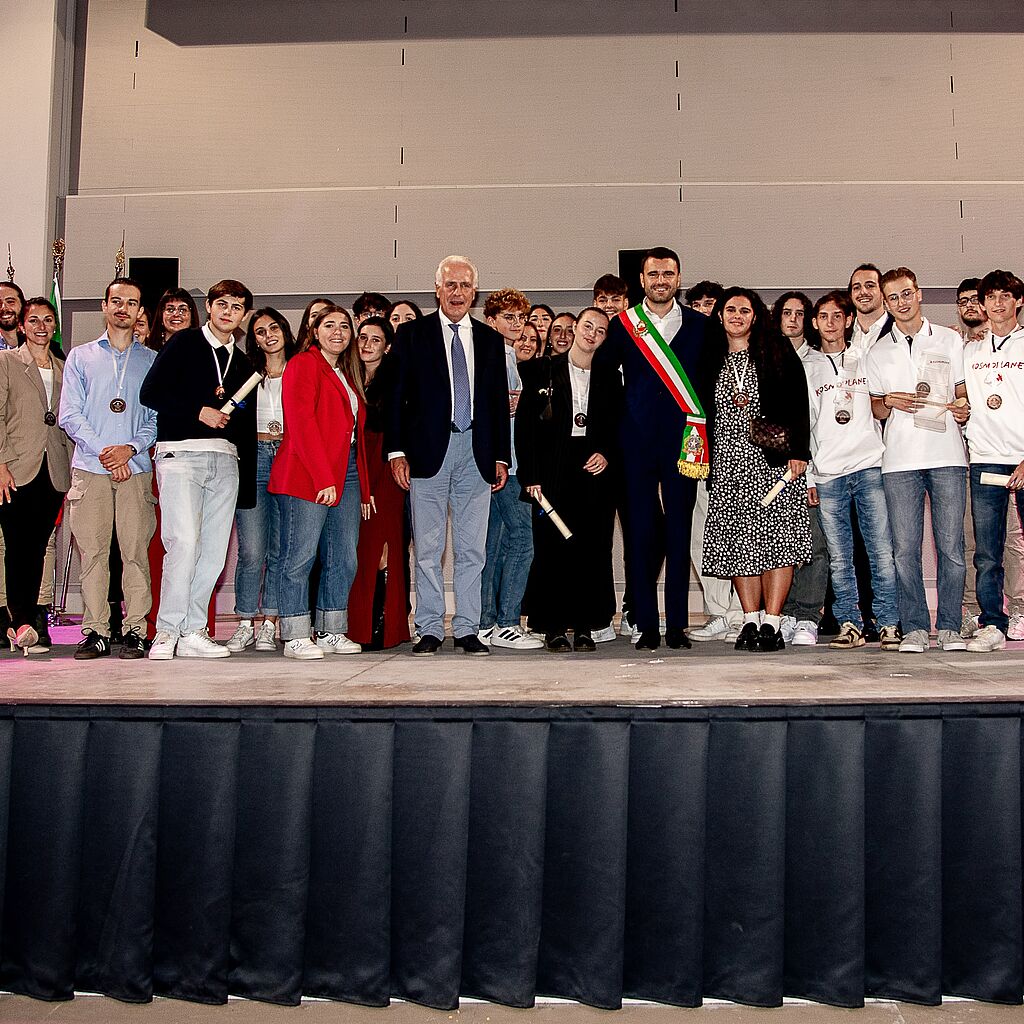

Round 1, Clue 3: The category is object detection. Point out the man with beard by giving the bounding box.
[600,246,710,651]
[0,282,24,350]
[849,263,892,355]
[955,278,988,343]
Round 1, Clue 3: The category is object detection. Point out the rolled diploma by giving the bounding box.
[536,491,573,540]
[220,372,263,415]
[980,472,1012,487]
[760,467,795,508]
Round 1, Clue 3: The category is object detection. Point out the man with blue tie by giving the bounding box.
[387,255,511,655]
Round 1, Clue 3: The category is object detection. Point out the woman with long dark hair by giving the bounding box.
[147,289,200,352]
[702,287,812,652]
[226,308,299,653]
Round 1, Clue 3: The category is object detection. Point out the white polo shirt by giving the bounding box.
[805,346,884,483]
[864,318,967,473]
[963,325,1024,465]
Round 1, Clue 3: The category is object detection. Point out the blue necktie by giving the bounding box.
[450,323,472,431]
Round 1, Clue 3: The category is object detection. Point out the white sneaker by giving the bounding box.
[478,626,494,644]
[255,620,278,651]
[898,629,930,653]
[780,615,798,645]
[592,622,617,643]
[148,631,177,661]
[177,628,230,658]
[687,615,729,642]
[937,628,967,652]
[960,610,980,639]
[316,632,362,655]
[284,637,324,660]
[966,624,1006,652]
[619,614,635,638]
[490,625,545,650]
[226,620,255,652]
[791,620,818,646]
[1008,613,1024,642]
[724,622,742,641]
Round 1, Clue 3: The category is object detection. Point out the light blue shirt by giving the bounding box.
[59,333,158,474]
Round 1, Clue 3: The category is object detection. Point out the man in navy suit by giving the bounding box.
[386,255,511,655]
[601,247,711,651]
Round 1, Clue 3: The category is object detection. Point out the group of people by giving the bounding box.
[0,247,1021,661]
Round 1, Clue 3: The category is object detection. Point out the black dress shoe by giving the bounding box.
[635,629,661,651]
[119,629,146,659]
[755,623,785,652]
[454,634,490,656]
[573,631,596,652]
[75,631,112,660]
[734,622,759,651]
[412,634,443,656]
[545,633,572,653]
[664,627,692,650]
[33,605,52,651]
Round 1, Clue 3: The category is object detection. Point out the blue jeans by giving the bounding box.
[155,451,239,635]
[480,475,534,629]
[276,451,361,641]
[970,463,1024,633]
[817,467,898,629]
[234,440,281,618]
[882,465,966,634]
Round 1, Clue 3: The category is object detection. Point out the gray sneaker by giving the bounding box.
[898,629,930,653]
[937,628,967,652]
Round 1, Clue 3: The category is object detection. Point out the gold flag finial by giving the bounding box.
[114,231,126,277]
[52,238,65,277]
[6,244,13,283]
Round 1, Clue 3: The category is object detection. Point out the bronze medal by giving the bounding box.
[44,411,57,426]
[109,397,127,414]
[214,385,226,400]
[574,412,587,428]
[835,409,851,425]
[268,419,283,436]
[732,389,750,408]
[987,394,1003,410]
[915,381,931,397]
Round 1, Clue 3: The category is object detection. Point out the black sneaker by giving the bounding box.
[573,631,596,652]
[545,633,572,653]
[453,634,490,656]
[75,631,112,660]
[119,629,146,659]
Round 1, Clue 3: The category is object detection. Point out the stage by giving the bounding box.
[2,628,1023,1012]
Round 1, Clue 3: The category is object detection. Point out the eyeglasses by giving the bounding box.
[164,304,191,316]
[498,312,527,324]
[956,296,981,308]
[885,289,917,303]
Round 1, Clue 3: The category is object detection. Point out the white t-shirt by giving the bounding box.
[964,325,1024,465]
[850,312,889,356]
[864,318,967,473]
[256,375,284,435]
[805,347,884,483]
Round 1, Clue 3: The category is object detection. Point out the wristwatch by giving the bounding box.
[126,444,138,457]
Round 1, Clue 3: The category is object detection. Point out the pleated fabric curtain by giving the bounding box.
[0,704,1021,1009]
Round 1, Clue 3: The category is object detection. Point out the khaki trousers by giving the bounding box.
[68,469,156,636]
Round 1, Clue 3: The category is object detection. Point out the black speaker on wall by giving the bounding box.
[617,249,649,307]
[128,257,179,315]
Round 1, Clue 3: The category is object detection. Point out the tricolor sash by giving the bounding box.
[620,304,709,478]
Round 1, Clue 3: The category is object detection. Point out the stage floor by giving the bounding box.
[2,622,1021,707]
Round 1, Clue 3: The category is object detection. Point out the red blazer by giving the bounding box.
[267,348,369,505]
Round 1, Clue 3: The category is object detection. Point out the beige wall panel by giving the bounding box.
[78,2,404,193]
[64,190,399,297]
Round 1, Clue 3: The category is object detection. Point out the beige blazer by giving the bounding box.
[0,346,73,491]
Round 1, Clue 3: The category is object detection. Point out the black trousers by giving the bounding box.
[0,459,65,631]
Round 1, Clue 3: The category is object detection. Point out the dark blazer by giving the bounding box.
[385,311,511,483]
[704,338,811,481]
[515,353,622,498]
[599,304,712,458]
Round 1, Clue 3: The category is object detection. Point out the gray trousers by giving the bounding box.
[410,430,490,640]
[783,504,830,622]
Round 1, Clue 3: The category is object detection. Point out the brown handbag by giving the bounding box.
[748,417,792,455]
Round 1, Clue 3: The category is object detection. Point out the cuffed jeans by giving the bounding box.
[817,467,898,629]
[154,450,238,635]
[234,440,282,618]
[410,430,490,640]
[480,474,534,629]
[276,451,360,641]
[882,465,966,634]
[969,463,1024,633]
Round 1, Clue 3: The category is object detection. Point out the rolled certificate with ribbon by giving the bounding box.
[536,491,573,540]
[761,467,795,508]
[980,472,1012,488]
[220,371,263,415]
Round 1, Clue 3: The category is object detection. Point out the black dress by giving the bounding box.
[515,353,622,634]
